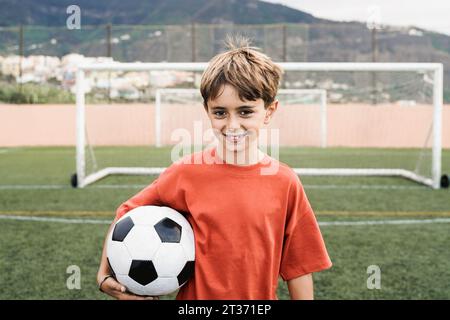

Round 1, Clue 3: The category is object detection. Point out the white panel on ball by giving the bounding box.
[106,240,132,275]
[152,244,187,277]
[181,229,195,261]
[143,277,181,296]
[127,206,168,225]
[124,225,161,261]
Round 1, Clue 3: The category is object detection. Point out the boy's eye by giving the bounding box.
[212,110,253,118]
[239,110,253,117]
[213,111,226,118]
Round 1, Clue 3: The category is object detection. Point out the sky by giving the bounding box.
[263,0,450,35]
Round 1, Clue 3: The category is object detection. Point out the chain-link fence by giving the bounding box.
[0,23,311,62]
[0,23,449,103]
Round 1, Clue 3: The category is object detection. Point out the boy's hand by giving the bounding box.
[99,276,159,300]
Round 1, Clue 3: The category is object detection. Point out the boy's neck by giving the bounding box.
[215,143,266,166]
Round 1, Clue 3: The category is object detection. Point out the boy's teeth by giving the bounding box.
[224,132,247,142]
[226,133,246,137]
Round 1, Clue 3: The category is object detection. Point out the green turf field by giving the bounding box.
[0,147,449,299]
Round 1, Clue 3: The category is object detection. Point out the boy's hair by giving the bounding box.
[200,35,283,110]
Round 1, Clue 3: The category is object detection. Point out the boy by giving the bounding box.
[97,37,332,300]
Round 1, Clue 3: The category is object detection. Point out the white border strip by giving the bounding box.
[1,215,449,227]
[0,184,426,190]
[0,215,110,224]
[80,62,442,72]
[319,218,450,226]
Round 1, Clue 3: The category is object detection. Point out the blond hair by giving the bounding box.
[200,35,283,109]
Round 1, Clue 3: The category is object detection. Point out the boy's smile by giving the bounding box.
[206,84,277,165]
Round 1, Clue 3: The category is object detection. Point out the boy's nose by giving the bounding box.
[226,115,241,130]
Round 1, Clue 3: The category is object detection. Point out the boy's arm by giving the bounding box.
[287,273,314,300]
[96,216,118,286]
[97,217,158,300]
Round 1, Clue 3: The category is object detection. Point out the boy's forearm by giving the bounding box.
[97,217,119,284]
[287,273,314,300]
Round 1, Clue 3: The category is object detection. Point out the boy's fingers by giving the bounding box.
[136,295,159,300]
[104,278,125,293]
[112,282,122,292]
[119,293,148,300]
[141,295,159,300]
[144,296,158,300]
[118,291,159,300]
[101,279,158,300]
[111,282,122,292]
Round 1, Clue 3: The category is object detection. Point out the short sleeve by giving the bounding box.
[114,160,190,220]
[115,178,163,220]
[279,175,332,281]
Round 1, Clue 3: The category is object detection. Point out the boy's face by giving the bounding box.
[206,84,277,154]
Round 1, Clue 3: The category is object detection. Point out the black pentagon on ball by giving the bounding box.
[107,257,116,277]
[177,261,195,286]
[129,260,158,286]
[154,218,182,243]
[112,216,134,242]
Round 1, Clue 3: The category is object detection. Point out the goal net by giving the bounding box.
[74,62,444,189]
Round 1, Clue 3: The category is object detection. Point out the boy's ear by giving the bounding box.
[264,100,278,124]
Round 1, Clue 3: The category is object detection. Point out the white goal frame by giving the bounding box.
[75,62,443,189]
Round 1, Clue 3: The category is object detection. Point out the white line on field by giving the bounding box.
[1,215,450,227]
[0,148,22,154]
[90,185,149,189]
[0,185,69,190]
[0,215,111,224]
[319,218,450,226]
[305,184,423,190]
[0,185,146,190]
[0,184,425,190]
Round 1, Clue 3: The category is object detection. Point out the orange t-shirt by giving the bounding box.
[115,147,332,300]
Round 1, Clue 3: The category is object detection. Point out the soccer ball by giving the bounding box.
[106,205,195,296]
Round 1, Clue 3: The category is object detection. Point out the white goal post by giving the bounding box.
[74,62,444,189]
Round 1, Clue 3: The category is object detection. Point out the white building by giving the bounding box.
[0,53,196,100]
